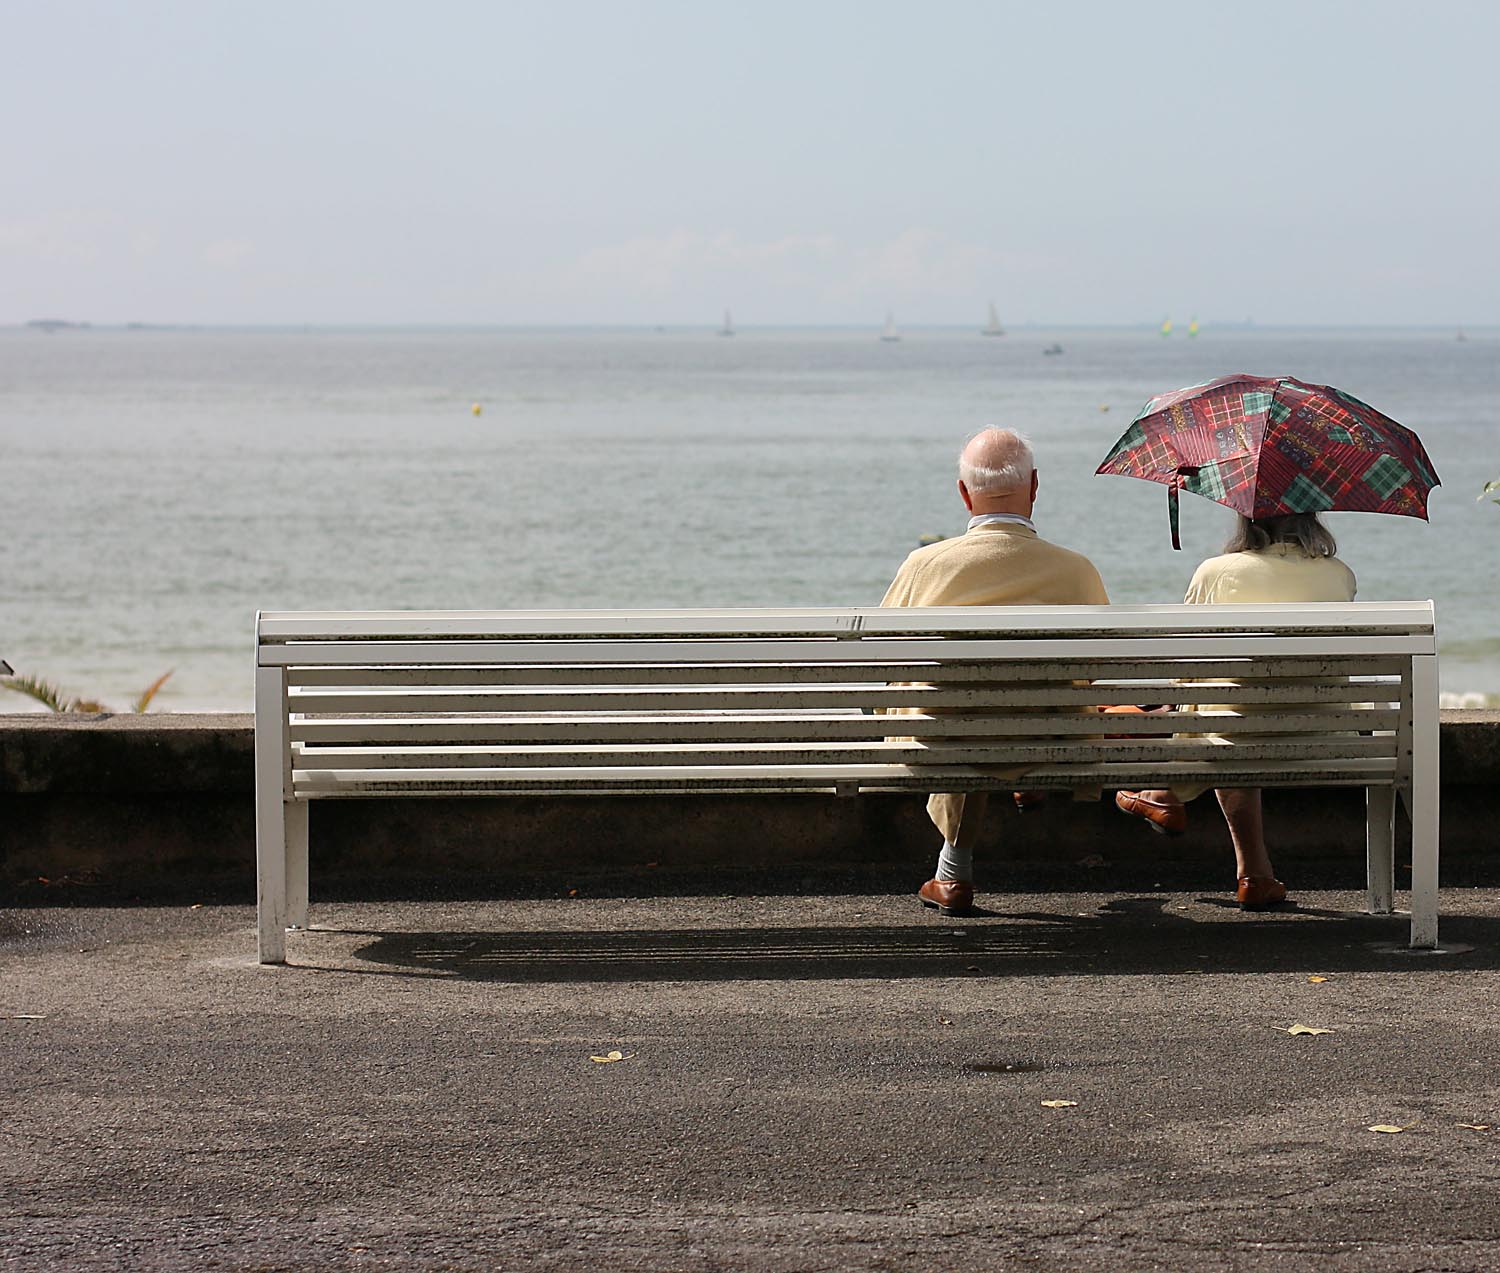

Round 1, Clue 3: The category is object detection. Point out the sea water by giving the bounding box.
[0,325,1495,710]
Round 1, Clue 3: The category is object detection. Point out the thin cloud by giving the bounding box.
[201,239,255,268]
[568,230,840,297]
[0,210,114,265]
[564,227,1056,319]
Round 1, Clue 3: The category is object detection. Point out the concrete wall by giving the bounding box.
[3,712,1497,899]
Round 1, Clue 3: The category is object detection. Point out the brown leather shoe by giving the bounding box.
[1012,790,1048,814]
[1114,790,1187,836]
[1236,876,1289,910]
[918,878,975,916]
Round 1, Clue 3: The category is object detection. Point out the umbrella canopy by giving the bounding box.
[1095,374,1440,548]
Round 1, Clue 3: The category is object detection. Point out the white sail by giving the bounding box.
[982,302,1004,336]
[719,308,734,336]
[881,311,900,342]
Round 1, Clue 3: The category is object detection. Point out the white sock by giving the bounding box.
[935,840,972,883]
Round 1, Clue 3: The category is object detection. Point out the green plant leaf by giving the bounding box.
[1,674,71,712]
[132,669,174,713]
[1,671,113,713]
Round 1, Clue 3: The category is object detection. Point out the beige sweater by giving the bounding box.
[881,522,1110,609]
[1183,543,1357,604]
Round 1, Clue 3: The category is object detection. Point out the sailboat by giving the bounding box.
[880,312,901,342]
[1187,317,1200,338]
[981,302,1005,337]
[1159,317,1173,337]
[718,308,735,337]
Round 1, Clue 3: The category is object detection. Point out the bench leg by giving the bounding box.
[1403,654,1440,950]
[286,801,309,930]
[255,665,289,965]
[256,795,288,965]
[1365,786,1396,915]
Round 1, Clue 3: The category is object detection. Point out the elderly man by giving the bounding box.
[881,427,1109,916]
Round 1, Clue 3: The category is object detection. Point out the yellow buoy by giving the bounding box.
[471,403,482,416]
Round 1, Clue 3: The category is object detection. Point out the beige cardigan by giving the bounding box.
[881,521,1110,609]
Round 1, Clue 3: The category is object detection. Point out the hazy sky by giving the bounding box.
[4,0,1497,326]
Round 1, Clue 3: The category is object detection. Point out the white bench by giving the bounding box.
[254,602,1440,962]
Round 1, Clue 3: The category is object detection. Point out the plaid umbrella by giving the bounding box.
[1095,373,1441,549]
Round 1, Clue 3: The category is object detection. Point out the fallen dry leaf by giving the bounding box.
[589,1050,629,1064]
[1285,1024,1333,1036]
[1458,1123,1491,1131]
[1368,1124,1406,1134]
[1307,975,1330,983]
[1040,1100,1078,1109]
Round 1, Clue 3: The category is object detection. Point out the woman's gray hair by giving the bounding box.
[1224,513,1338,558]
[958,429,1035,493]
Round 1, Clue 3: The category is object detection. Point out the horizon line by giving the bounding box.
[7,320,1494,333]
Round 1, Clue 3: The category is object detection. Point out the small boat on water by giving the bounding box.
[981,302,1005,337]
[1188,317,1200,338]
[1160,317,1173,337]
[719,309,735,337]
[880,312,901,342]
[1043,343,1064,356]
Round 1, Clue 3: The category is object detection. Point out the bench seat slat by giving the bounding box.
[288,708,1402,744]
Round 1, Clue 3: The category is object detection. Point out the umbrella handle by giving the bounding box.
[1166,465,1198,551]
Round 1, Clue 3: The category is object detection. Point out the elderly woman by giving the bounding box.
[1114,512,1357,910]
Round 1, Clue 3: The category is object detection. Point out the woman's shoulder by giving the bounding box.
[1190,551,1240,575]
[1187,552,1242,585]
[1183,553,1240,602]
[1186,546,1356,603]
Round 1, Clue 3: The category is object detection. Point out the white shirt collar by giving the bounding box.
[967,512,1036,532]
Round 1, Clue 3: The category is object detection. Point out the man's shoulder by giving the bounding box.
[1033,532,1099,559]
[1024,532,1105,575]
[891,534,978,577]
[909,528,1101,568]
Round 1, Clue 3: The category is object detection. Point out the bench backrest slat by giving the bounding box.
[284,680,1397,715]
[292,756,1400,798]
[257,602,1436,642]
[263,633,1433,667]
[288,708,1402,745]
[284,654,1412,687]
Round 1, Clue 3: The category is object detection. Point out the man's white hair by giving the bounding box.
[958,428,1035,493]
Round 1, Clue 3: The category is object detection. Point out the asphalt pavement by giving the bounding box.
[4,887,1500,1271]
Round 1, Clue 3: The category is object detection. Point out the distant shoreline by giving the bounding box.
[9,321,1497,335]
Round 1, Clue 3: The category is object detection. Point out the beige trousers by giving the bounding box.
[926,792,990,849]
[927,782,1100,847]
